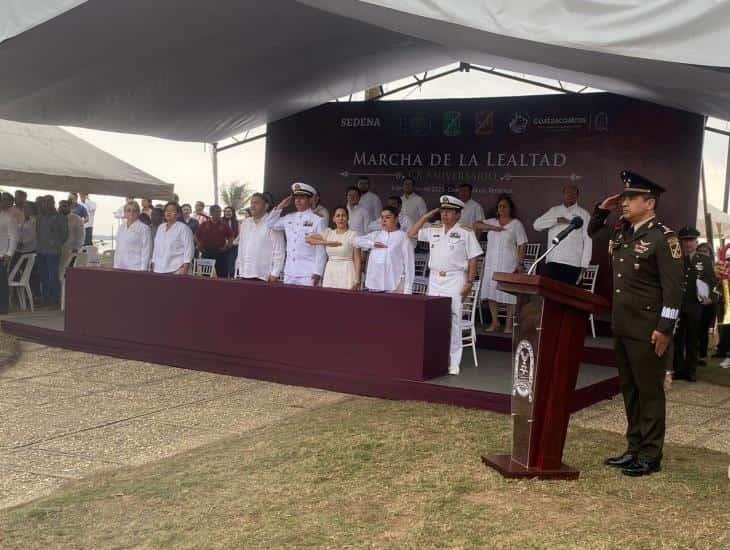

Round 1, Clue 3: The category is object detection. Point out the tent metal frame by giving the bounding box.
[211,62,730,231]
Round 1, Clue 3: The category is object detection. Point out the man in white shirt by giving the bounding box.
[237,193,285,281]
[357,176,383,224]
[58,200,85,281]
[400,176,427,222]
[0,193,19,314]
[267,183,327,286]
[346,186,370,235]
[311,193,330,227]
[532,183,592,285]
[409,195,483,375]
[79,192,97,245]
[457,183,486,227]
[11,190,27,226]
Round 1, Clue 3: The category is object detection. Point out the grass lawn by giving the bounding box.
[1,397,728,549]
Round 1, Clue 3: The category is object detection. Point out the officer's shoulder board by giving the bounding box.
[312,210,324,218]
[430,222,443,228]
[460,224,474,232]
[654,221,682,259]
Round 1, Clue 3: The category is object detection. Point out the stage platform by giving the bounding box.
[2,309,619,414]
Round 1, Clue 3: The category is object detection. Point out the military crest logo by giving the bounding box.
[509,112,529,134]
[443,111,461,137]
[513,339,535,402]
[474,110,494,136]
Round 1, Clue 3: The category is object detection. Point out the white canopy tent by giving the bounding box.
[0,0,729,142]
[698,202,730,241]
[0,119,174,199]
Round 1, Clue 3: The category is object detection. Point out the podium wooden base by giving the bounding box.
[481,454,580,480]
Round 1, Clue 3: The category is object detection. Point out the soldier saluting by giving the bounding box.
[588,170,684,477]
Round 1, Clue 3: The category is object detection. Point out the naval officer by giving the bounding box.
[409,195,483,375]
[267,183,327,286]
[588,170,684,477]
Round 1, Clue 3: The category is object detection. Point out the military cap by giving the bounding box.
[620,170,666,196]
[439,195,465,210]
[677,225,701,240]
[291,182,316,197]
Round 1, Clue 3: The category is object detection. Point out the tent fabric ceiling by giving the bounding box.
[0,0,729,143]
[0,119,174,199]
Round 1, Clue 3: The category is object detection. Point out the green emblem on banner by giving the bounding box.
[443,111,461,137]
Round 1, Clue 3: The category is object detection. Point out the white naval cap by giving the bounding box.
[439,195,465,210]
[291,182,316,197]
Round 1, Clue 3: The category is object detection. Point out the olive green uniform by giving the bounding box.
[588,207,684,462]
[674,253,716,379]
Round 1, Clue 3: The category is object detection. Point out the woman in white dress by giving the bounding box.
[475,195,527,333]
[113,200,152,271]
[306,207,361,289]
[354,207,414,294]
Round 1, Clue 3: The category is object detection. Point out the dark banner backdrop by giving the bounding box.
[264,93,704,299]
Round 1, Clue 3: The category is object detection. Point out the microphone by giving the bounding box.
[551,216,583,245]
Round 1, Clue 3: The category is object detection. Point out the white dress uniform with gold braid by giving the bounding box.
[418,195,484,374]
[267,183,327,286]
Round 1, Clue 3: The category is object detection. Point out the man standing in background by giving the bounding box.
[400,177,427,223]
[357,177,382,224]
[456,183,485,227]
[68,192,88,226]
[193,201,210,225]
[196,204,234,277]
[533,184,592,285]
[36,196,68,307]
[79,192,97,245]
[58,200,85,281]
[11,190,27,226]
[0,193,19,314]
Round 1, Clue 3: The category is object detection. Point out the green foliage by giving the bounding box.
[219,181,253,215]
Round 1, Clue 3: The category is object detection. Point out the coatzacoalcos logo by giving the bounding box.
[443,111,461,136]
[513,339,535,402]
[508,112,529,134]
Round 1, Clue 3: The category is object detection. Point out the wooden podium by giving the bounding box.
[482,273,609,480]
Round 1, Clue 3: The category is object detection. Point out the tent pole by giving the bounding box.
[722,139,730,213]
[211,142,219,204]
[701,161,714,245]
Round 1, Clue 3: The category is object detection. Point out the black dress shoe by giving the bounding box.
[698,359,707,367]
[604,452,636,467]
[687,373,697,382]
[622,459,661,477]
[673,372,689,381]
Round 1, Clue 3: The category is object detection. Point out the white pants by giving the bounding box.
[284,274,314,286]
[428,271,465,370]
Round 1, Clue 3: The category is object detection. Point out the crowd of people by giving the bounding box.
[3,175,726,385]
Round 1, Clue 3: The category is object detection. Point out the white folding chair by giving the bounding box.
[523,242,541,272]
[411,275,429,295]
[78,245,100,268]
[577,264,600,338]
[8,253,36,312]
[192,258,217,277]
[60,251,79,311]
[414,253,429,277]
[461,278,482,367]
[100,249,115,268]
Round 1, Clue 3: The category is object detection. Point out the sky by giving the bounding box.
[15,62,728,240]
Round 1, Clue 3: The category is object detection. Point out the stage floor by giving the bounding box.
[1,311,619,412]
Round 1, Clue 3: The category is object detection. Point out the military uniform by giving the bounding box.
[418,196,483,374]
[267,183,327,286]
[673,226,716,381]
[587,171,684,475]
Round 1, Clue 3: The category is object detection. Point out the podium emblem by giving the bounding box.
[513,339,535,402]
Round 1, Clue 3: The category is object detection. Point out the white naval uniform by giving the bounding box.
[418,222,483,373]
[459,199,486,227]
[267,208,327,285]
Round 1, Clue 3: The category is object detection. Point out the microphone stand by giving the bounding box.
[527,241,561,276]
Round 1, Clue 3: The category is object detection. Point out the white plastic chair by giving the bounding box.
[192,258,217,277]
[411,275,429,295]
[461,278,482,367]
[60,251,79,311]
[8,253,36,312]
[100,249,115,268]
[78,245,100,268]
[414,253,429,277]
[523,243,541,272]
[578,264,600,338]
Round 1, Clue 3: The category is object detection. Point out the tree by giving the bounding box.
[220,181,253,215]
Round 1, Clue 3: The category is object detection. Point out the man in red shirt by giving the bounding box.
[195,204,234,277]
